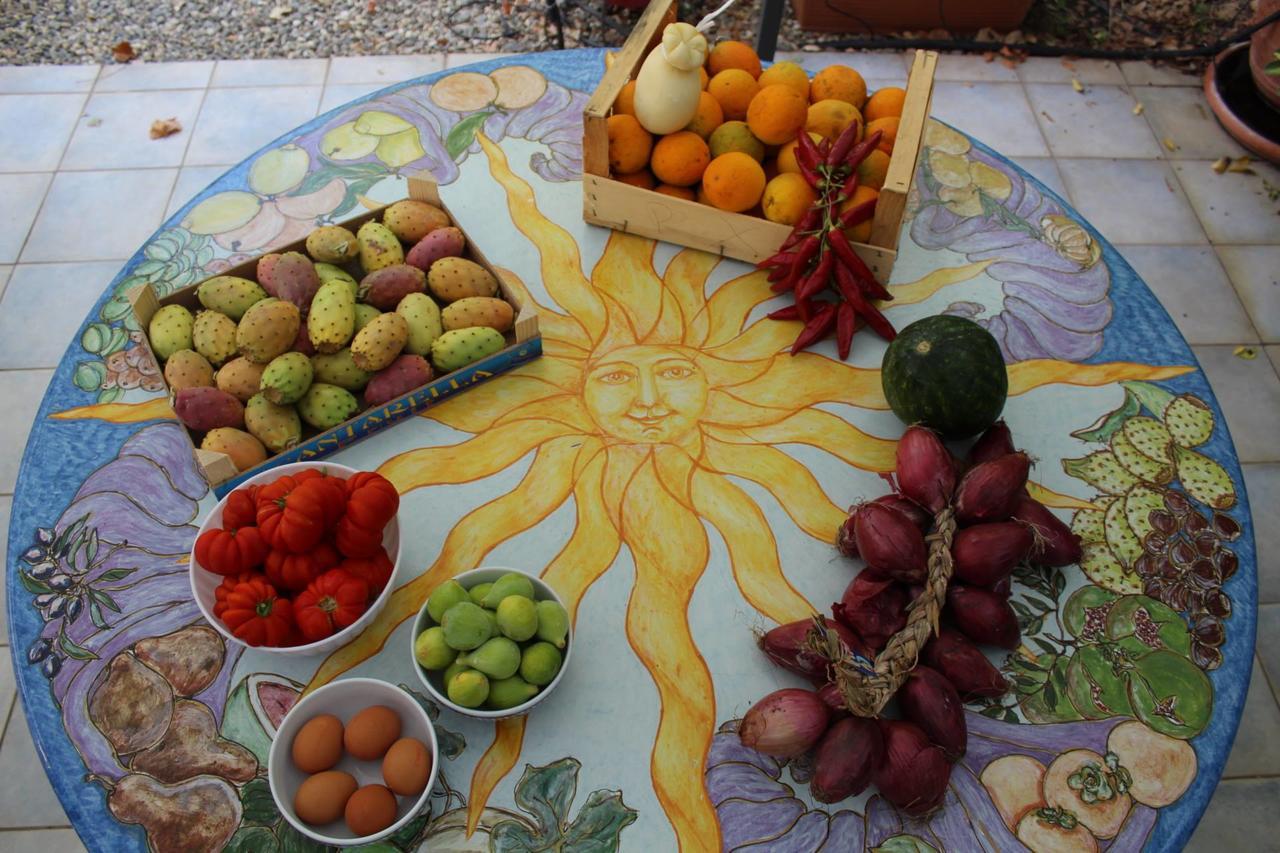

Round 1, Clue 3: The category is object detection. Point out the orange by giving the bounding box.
[651,130,711,187]
[855,148,891,190]
[614,168,655,190]
[776,131,822,174]
[699,67,709,89]
[696,183,711,205]
[810,65,867,108]
[606,114,653,174]
[757,60,810,101]
[655,184,697,201]
[685,91,724,140]
[708,120,764,161]
[708,40,762,79]
[866,116,899,154]
[761,172,817,225]
[615,80,637,116]
[702,152,766,212]
[840,184,879,243]
[707,69,759,121]
[746,84,808,145]
[865,87,906,122]
[806,98,862,143]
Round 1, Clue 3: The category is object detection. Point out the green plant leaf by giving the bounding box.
[58,632,98,661]
[386,812,432,848]
[88,599,109,629]
[397,683,465,759]
[96,387,123,404]
[225,826,279,853]
[1120,381,1175,419]
[277,822,328,853]
[562,788,638,852]
[19,573,53,594]
[239,777,280,827]
[99,567,136,583]
[513,757,579,835]
[91,588,121,612]
[490,821,541,853]
[446,112,493,160]
[873,836,940,853]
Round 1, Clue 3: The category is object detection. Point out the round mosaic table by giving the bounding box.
[5,50,1258,853]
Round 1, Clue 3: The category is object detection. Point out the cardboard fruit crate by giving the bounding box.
[130,174,540,498]
[582,0,936,282]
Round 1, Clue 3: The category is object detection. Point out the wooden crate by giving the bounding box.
[130,174,541,497]
[582,0,936,282]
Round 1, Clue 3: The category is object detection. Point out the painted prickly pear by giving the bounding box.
[427,257,499,303]
[1062,451,1139,496]
[297,383,360,430]
[245,393,301,452]
[396,292,443,355]
[237,299,300,364]
[1172,445,1235,509]
[173,387,244,432]
[359,264,426,310]
[215,357,267,402]
[382,199,450,243]
[191,310,238,366]
[363,354,432,406]
[257,251,320,312]
[1104,497,1141,568]
[1110,429,1173,484]
[148,305,195,361]
[162,349,214,390]
[1163,394,1213,447]
[311,349,373,392]
[430,326,505,373]
[201,428,267,473]
[1122,416,1173,462]
[305,225,359,264]
[441,296,514,333]
[196,276,268,320]
[350,313,409,372]
[357,221,404,273]
[353,303,382,332]
[307,280,356,353]
[259,352,314,405]
[405,226,464,272]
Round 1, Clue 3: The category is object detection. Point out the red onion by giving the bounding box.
[895,425,955,514]
[897,665,967,760]
[989,575,1012,599]
[852,503,928,583]
[874,720,951,816]
[811,716,883,803]
[816,682,849,716]
[738,688,831,758]
[833,573,907,652]
[1011,494,1082,566]
[946,584,1021,649]
[952,522,1033,586]
[759,619,863,684]
[921,628,1009,699]
[967,420,1014,467]
[837,495,931,558]
[954,452,1030,525]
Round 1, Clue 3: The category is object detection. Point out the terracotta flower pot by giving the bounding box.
[1249,0,1280,112]
[792,0,1034,33]
[1204,42,1280,164]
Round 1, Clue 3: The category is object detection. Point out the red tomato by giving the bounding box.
[222,485,260,529]
[257,478,343,553]
[344,472,399,531]
[213,571,260,619]
[194,526,269,576]
[295,569,369,642]
[264,541,341,592]
[338,548,393,599]
[335,516,384,558]
[220,577,296,646]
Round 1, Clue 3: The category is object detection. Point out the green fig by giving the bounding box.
[456,637,521,680]
[487,676,539,710]
[536,600,570,649]
[427,580,469,623]
[496,595,538,642]
[441,601,492,651]
[414,626,456,670]
[442,660,468,688]
[480,572,535,608]
[481,607,500,639]
[468,582,493,607]
[520,642,563,687]
[447,669,489,708]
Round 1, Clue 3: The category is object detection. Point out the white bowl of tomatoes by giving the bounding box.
[190,462,400,656]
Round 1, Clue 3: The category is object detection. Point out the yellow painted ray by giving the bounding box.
[49,397,174,424]
[478,133,606,342]
[541,451,621,622]
[642,283,687,346]
[490,265,590,350]
[592,231,664,340]
[690,467,817,625]
[493,393,596,434]
[882,260,993,306]
[701,434,846,543]
[722,352,889,410]
[601,444,651,531]
[700,269,776,348]
[1009,360,1193,396]
[692,351,775,393]
[307,436,581,692]
[467,718,526,837]
[1029,480,1100,510]
[704,314,798,362]
[654,444,697,509]
[422,373,574,433]
[702,388,809,429]
[378,418,579,494]
[661,249,718,346]
[715,408,899,473]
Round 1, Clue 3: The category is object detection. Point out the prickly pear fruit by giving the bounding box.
[442,296,514,333]
[173,386,244,432]
[148,304,195,362]
[162,349,214,390]
[359,264,426,311]
[364,354,432,406]
[308,280,356,353]
[357,221,404,273]
[405,226,464,272]
[298,383,360,429]
[201,427,267,472]
[215,357,267,402]
[291,321,315,356]
[257,251,320,312]
[396,292,443,355]
[427,257,499,303]
[382,199,450,243]
[306,225,359,264]
[1163,394,1213,447]
[196,276,268,321]
[259,352,314,405]
[237,299,300,364]
[315,262,359,292]
[351,313,409,372]
[311,349,373,392]
[354,303,381,332]
[191,310,238,366]
[245,393,301,452]
[430,326,505,373]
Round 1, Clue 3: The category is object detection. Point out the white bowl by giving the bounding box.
[190,461,400,656]
[268,677,440,847]
[411,566,572,719]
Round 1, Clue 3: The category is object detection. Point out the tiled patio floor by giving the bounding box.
[0,51,1276,851]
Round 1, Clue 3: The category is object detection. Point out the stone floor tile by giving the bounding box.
[94,60,213,92]
[1016,57,1124,85]
[0,94,85,172]
[1216,246,1280,344]
[327,54,444,85]
[22,169,175,262]
[319,83,384,115]
[927,52,1019,82]
[1135,85,1248,160]
[443,52,516,69]
[164,165,229,219]
[210,58,327,87]
[0,65,97,94]
[1222,658,1280,778]
[1269,345,1280,376]
[1119,245,1258,345]
[0,830,85,852]
[0,703,71,828]
[0,262,122,369]
[0,173,52,265]
[1172,159,1280,245]
[1242,464,1279,604]
[0,370,54,493]
[1192,345,1280,464]
[927,81,1048,157]
[776,50,908,84]
[1011,156,1070,200]
[1121,61,1201,87]
[1057,158,1206,244]
[1258,604,1280,704]
[1185,779,1280,852]
[185,86,321,167]
[61,89,204,170]
[0,647,13,715]
[1027,82,1160,158]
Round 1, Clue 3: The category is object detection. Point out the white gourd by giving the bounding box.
[633,23,707,135]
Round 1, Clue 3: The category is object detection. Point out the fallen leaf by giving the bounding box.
[111,41,136,63]
[982,51,996,63]
[1060,57,1078,70]
[1227,156,1254,174]
[85,117,102,127]
[1071,78,1085,93]
[1263,179,1280,202]
[1040,110,1055,123]
[1212,157,1230,174]
[1000,58,1017,70]
[149,117,182,139]
[1233,346,1257,360]
[268,4,292,19]
[1132,102,1144,115]
[1162,137,1179,152]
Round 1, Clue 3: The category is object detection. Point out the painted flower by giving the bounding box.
[1041,214,1102,268]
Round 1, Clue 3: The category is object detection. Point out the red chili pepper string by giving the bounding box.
[768,304,802,321]
[781,209,820,250]
[835,263,897,341]
[828,229,893,302]
[844,131,884,169]
[835,301,856,359]
[796,250,833,301]
[757,249,796,271]
[826,118,864,167]
[791,303,837,354]
[838,198,876,228]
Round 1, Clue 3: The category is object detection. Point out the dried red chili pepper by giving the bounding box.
[829,229,893,302]
[826,118,864,167]
[796,250,834,301]
[768,304,802,321]
[836,301,856,359]
[791,303,837,354]
[844,130,885,169]
[781,208,820,250]
[835,264,897,341]
[839,198,877,229]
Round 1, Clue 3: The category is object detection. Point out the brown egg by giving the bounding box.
[345,783,398,837]
[291,713,344,774]
[382,737,433,796]
[343,705,402,760]
[294,770,357,826]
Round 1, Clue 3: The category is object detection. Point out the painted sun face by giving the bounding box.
[583,345,708,445]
